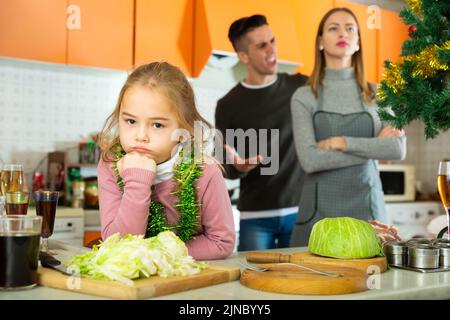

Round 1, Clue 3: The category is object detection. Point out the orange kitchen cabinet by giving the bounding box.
[290,0,335,76]
[135,0,194,76]
[67,0,134,70]
[194,0,302,77]
[334,1,378,83]
[0,0,67,64]
[377,8,409,82]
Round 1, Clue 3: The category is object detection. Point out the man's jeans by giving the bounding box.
[237,213,297,251]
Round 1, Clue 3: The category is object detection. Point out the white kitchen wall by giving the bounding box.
[0,57,127,179]
[191,59,241,191]
[396,121,450,195]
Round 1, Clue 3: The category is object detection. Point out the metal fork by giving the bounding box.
[240,262,342,278]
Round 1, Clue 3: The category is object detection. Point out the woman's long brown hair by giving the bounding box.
[308,7,375,103]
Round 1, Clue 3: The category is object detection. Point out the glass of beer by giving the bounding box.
[5,192,29,215]
[33,190,59,253]
[438,161,450,240]
[0,215,42,290]
[0,164,24,196]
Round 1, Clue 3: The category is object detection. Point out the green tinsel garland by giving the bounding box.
[111,144,202,242]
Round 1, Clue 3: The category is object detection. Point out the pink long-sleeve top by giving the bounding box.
[98,158,236,260]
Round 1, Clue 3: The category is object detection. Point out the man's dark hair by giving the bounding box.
[228,14,268,52]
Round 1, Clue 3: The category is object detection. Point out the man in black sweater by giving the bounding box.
[215,14,308,250]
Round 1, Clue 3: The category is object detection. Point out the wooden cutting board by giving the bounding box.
[240,263,369,295]
[246,251,387,274]
[38,263,240,299]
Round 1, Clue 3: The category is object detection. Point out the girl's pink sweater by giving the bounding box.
[98,159,236,260]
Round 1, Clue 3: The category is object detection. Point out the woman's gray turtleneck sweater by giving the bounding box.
[290,68,406,174]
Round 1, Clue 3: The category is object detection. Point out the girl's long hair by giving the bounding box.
[308,7,375,103]
[99,62,213,162]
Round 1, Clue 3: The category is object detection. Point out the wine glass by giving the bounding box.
[0,164,24,196]
[33,190,59,253]
[437,161,450,240]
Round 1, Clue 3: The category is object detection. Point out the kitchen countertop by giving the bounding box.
[1,241,450,300]
[27,207,84,218]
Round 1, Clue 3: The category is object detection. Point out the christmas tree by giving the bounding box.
[377,0,449,139]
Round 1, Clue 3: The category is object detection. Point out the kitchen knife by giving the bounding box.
[246,251,293,263]
[39,251,74,276]
[245,251,388,274]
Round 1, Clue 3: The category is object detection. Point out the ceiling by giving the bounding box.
[349,0,406,12]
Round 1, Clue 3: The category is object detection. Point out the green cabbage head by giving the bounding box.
[308,217,383,259]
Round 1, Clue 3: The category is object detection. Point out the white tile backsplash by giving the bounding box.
[191,62,248,191]
[393,120,450,195]
[0,58,127,177]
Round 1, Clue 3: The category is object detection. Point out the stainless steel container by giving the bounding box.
[435,243,450,268]
[433,238,450,246]
[407,245,440,269]
[406,238,432,246]
[384,241,408,267]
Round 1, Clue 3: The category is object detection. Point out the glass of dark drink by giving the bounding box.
[33,191,59,253]
[5,192,29,215]
[0,215,42,289]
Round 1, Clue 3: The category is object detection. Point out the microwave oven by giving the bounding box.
[378,164,416,202]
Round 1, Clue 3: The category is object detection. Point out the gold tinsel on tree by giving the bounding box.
[376,62,404,100]
[409,41,450,78]
[377,40,449,100]
[377,0,449,139]
[406,0,422,16]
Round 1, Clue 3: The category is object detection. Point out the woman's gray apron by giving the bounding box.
[290,88,386,247]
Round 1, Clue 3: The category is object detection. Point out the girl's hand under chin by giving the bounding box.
[117,152,157,175]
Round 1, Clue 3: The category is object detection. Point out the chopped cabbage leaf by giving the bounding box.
[65,231,207,286]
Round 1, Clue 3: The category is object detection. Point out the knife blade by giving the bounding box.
[39,251,74,276]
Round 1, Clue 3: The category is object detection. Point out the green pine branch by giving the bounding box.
[377,0,450,139]
[400,2,449,56]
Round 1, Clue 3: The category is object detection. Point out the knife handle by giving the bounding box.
[39,251,62,267]
[245,252,292,263]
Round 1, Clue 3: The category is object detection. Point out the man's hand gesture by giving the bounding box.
[224,144,263,173]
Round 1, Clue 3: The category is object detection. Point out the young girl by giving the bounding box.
[290,7,405,246]
[97,62,235,260]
